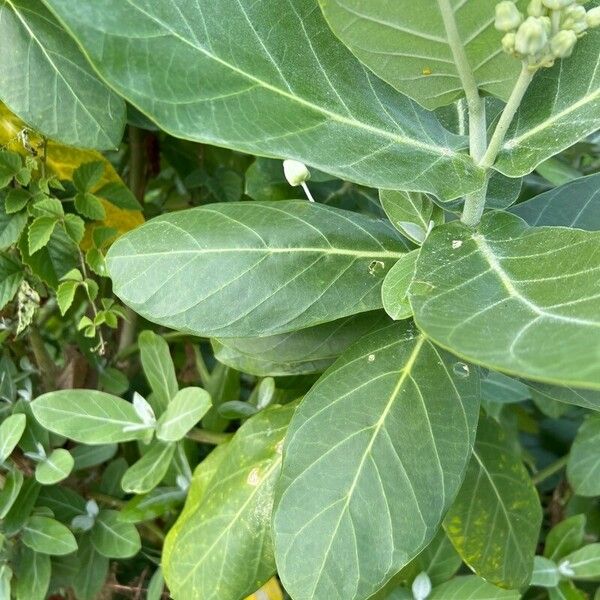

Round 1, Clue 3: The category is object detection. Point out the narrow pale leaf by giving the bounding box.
[567,415,600,497]
[156,387,211,442]
[108,201,410,338]
[544,515,586,562]
[274,322,480,600]
[139,330,178,415]
[0,413,26,462]
[560,544,600,581]
[42,0,484,200]
[410,212,600,390]
[120,441,175,495]
[382,250,419,321]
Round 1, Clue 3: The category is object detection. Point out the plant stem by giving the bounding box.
[186,428,232,445]
[479,63,535,170]
[29,327,57,391]
[461,183,489,227]
[78,251,106,355]
[532,455,569,485]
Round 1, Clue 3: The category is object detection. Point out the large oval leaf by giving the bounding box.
[107,201,410,338]
[511,173,600,230]
[273,322,480,600]
[163,403,295,600]
[212,311,390,376]
[0,0,125,149]
[42,0,483,200]
[444,417,542,588]
[410,212,600,390]
[495,33,600,177]
[318,0,523,110]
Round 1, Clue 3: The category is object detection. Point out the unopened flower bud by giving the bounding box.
[542,0,574,8]
[551,29,577,56]
[528,0,547,16]
[562,4,588,31]
[495,1,524,31]
[587,6,600,27]
[515,16,549,55]
[502,32,517,53]
[283,159,310,187]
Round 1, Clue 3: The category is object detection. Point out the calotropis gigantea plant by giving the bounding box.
[2,0,600,599]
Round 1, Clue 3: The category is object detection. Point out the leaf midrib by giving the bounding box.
[120,0,465,159]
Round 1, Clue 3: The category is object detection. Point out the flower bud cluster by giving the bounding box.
[495,0,600,68]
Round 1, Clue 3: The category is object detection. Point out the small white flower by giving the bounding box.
[283,159,311,187]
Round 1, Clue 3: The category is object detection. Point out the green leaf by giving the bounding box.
[22,515,77,555]
[382,250,419,321]
[273,322,480,600]
[0,413,26,462]
[410,212,600,390]
[120,486,186,523]
[0,469,24,519]
[72,534,109,600]
[202,363,240,433]
[560,544,600,581]
[511,173,600,230]
[163,404,294,600]
[536,158,582,186]
[318,0,523,110]
[36,486,86,522]
[71,444,118,471]
[139,330,178,415]
[0,253,23,310]
[380,190,442,244]
[56,279,80,315]
[96,182,142,210]
[495,33,600,177]
[35,448,74,485]
[120,441,175,495]
[147,568,164,600]
[13,546,50,600]
[428,576,520,600]
[63,214,85,245]
[530,556,560,588]
[90,509,141,558]
[4,189,31,214]
[0,205,27,250]
[527,381,600,412]
[73,161,105,192]
[42,0,484,201]
[108,202,410,338]
[399,529,462,587]
[482,372,530,404]
[212,311,389,377]
[31,197,63,218]
[0,564,11,600]
[444,417,542,588]
[549,581,588,600]
[74,192,106,221]
[18,225,78,289]
[156,387,211,443]
[2,478,41,535]
[28,216,58,254]
[31,390,151,444]
[544,515,586,562]
[0,1,125,150]
[567,415,600,497]
[0,151,22,187]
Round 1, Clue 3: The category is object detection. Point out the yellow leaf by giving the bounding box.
[245,578,283,600]
[0,103,144,243]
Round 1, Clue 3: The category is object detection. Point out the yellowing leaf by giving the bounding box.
[245,578,283,600]
[0,103,143,242]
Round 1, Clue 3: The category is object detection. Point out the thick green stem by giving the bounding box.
[461,183,489,227]
[480,64,535,170]
[532,455,569,485]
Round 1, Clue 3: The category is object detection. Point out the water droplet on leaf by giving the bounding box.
[453,362,470,378]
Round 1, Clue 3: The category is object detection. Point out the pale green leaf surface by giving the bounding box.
[31,390,150,444]
[482,372,530,404]
[0,469,23,519]
[318,0,523,110]
[274,322,480,600]
[381,250,419,321]
[14,546,50,600]
[35,448,74,485]
[560,544,600,581]
[526,381,600,412]
[156,387,211,442]
[163,404,295,600]
[530,556,560,588]
[0,0,125,149]
[42,0,484,200]
[139,330,178,415]
[428,576,520,599]
[567,415,600,497]
[444,417,542,588]
[22,515,77,555]
[108,201,411,338]
[410,212,600,390]
[212,311,390,377]
[495,33,600,177]
[544,515,586,562]
[511,173,600,231]
[91,509,141,558]
[0,413,26,462]
[120,441,175,495]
